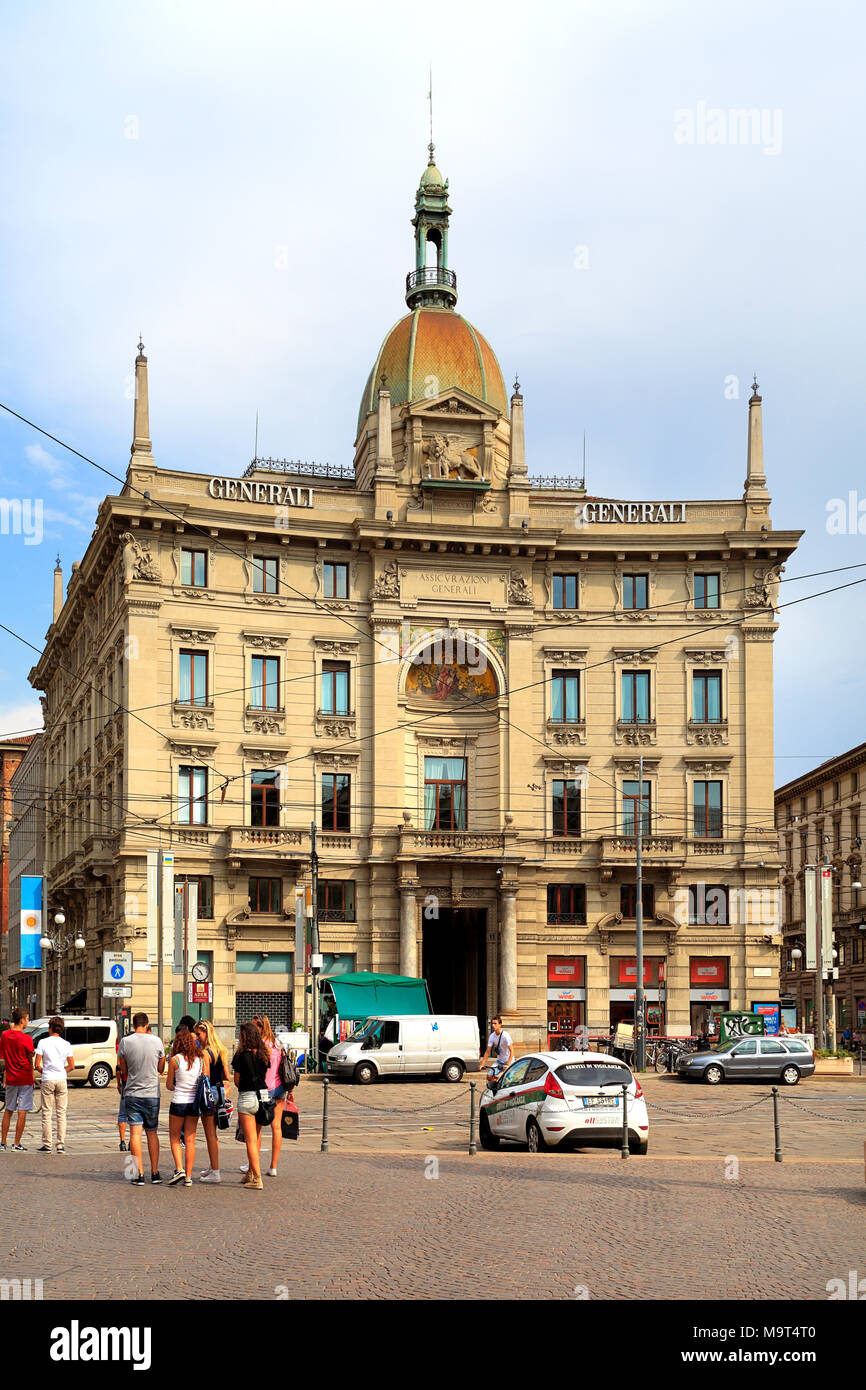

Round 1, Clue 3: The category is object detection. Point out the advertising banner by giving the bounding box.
[804,867,817,971]
[820,867,833,973]
[751,1001,781,1035]
[19,875,43,971]
[547,957,584,986]
[689,958,728,985]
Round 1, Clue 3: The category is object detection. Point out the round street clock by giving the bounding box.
[191,961,210,983]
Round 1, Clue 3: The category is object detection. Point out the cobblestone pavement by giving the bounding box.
[17,1071,866,1162]
[1,1146,864,1301]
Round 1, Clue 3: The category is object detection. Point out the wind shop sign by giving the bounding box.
[208,478,313,507]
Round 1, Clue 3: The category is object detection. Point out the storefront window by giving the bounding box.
[546,956,585,1045]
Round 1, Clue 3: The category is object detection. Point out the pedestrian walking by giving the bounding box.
[0,1007,35,1151]
[34,1016,74,1152]
[117,1078,129,1150]
[116,1011,166,1185]
[238,1015,285,1179]
[479,1015,514,1078]
[166,1026,206,1187]
[194,1019,231,1183]
[231,1022,270,1191]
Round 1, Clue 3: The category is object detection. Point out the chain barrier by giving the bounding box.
[646,1094,773,1121]
[776,1092,866,1125]
[325,1086,468,1117]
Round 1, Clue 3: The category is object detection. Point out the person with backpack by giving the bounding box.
[239,1015,289,1179]
[194,1020,231,1183]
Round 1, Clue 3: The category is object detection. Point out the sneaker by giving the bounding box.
[200,1170,221,1183]
[129,1173,146,1186]
[0,1144,7,1152]
[239,1171,254,1185]
[239,1162,249,1173]
[38,1144,52,1153]
[119,1141,128,1152]
[12,1144,26,1152]
[56,1145,65,1153]
[267,1168,278,1177]
[167,1170,185,1186]
[243,1176,263,1190]
[184,1178,192,1187]
[150,1171,162,1185]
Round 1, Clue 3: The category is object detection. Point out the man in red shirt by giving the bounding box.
[0,1007,35,1150]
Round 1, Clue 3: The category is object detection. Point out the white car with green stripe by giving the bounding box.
[479,1051,649,1155]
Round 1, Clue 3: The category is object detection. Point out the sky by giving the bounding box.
[0,0,864,781]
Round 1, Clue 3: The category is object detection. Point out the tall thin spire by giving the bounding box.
[131,338,153,461]
[428,67,434,163]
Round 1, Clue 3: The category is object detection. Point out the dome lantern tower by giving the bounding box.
[405,143,458,311]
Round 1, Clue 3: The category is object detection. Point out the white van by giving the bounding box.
[326,1014,480,1084]
[25,1016,118,1088]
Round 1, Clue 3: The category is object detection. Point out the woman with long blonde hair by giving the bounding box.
[239,1015,286,1179]
[194,1019,231,1183]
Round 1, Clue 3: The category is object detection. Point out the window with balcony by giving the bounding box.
[323,562,349,600]
[620,883,655,919]
[692,671,722,723]
[321,661,350,715]
[623,574,648,610]
[249,877,281,912]
[252,555,278,594]
[550,670,580,723]
[178,766,208,825]
[552,574,578,610]
[178,650,208,706]
[424,757,467,831]
[621,671,651,723]
[251,770,280,828]
[321,774,350,832]
[317,880,356,922]
[547,884,586,924]
[693,781,723,838]
[694,573,720,609]
[688,884,729,925]
[622,779,651,836]
[180,549,207,587]
[552,780,581,837]
[251,656,280,710]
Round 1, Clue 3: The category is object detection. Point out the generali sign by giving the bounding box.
[208,477,313,506]
[578,502,687,523]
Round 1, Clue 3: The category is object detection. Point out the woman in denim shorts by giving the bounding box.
[231,1022,269,1191]
[238,1015,286,1180]
[165,1028,206,1187]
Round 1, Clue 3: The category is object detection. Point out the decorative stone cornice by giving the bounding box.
[542,648,587,663]
[242,631,288,649]
[169,625,217,644]
[314,638,360,654]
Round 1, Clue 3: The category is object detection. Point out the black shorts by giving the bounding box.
[169,1101,199,1119]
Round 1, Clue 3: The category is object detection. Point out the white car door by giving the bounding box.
[491,1058,533,1139]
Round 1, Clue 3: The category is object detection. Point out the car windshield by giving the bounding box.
[24,1026,47,1043]
[708,1041,740,1054]
[347,1019,379,1042]
[556,1061,633,1088]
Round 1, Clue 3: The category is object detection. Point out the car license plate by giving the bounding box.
[583,1096,620,1109]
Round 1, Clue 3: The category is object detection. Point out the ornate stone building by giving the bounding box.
[30,147,802,1043]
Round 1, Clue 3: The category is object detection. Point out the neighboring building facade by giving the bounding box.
[29,150,802,1043]
[6,734,46,1015]
[0,734,36,1017]
[776,743,866,1041]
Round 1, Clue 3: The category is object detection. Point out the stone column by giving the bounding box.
[498,882,518,1013]
[400,884,418,979]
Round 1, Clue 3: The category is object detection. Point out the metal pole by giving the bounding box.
[468,1080,477,1155]
[310,823,320,1072]
[157,857,164,1044]
[620,1082,629,1159]
[814,866,825,1052]
[634,754,646,1072]
[320,1076,329,1153]
[771,1086,782,1161]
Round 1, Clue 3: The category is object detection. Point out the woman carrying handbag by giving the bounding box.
[194,1020,231,1184]
[231,1022,270,1190]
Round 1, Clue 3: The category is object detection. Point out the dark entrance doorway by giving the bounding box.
[422,908,487,1030]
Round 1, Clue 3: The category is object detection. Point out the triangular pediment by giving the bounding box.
[405,388,501,423]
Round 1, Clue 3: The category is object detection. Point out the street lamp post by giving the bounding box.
[39,911,86,1016]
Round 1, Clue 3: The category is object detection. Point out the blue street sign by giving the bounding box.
[110,963,125,980]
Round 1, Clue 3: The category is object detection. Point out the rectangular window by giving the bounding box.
[621,670,651,723]
[251,770,280,827]
[423,757,467,831]
[178,650,208,706]
[321,774,351,832]
[688,884,729,925]
[546,884,587,924]
[180,549,207,587]
[178,766,208,825]
[550,670,580,723]
[552,574,578,610]
[694,781,723,838]
[323,562,349,600]
[252,556,278,594]
[853,772,859,794]
[552,780,581,837]
[833,820,841,850]
[620,883,655,919]
[251,656,280,710]
[249,877,281,913]
[623,574,648,610]
[694,573,720,609]
[321,661,350,715]
[317,881,356,922]
[832,780,840,801]
[692,671,722,722]
[622,779,651,836]
[817,788,823,808]
[175,875,214,919]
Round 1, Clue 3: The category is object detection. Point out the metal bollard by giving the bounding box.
[320,1077,329,1154]
[469,1080,477,1156]
[771,1086,782,1162]
[620,1082,629,1160]
[859,1045,863,1078]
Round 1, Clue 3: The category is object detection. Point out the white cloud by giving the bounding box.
[25,443,72,491]
[0,697,43,742]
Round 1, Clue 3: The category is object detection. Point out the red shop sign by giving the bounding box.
[689,958,728,986]
[547,956,584,986]
[618,959,664,985]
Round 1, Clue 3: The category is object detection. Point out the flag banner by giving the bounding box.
[20,875,43,971]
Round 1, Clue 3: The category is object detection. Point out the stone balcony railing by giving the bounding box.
[599,835,686,866]
[401,827,506,855]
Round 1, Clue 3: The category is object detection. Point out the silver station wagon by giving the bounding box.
[676,1036,815,1086]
